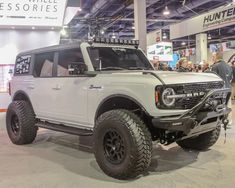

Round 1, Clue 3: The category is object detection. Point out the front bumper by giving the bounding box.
[152,88,231,137]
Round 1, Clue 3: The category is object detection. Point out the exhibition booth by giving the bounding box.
[146,3,235,69]
[0,0,79,110]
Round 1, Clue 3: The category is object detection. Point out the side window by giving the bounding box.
[34,52,55,77]
[57,48,85,77]
[15,55,31,75]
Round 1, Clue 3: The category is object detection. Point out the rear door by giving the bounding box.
[29,51,59,120]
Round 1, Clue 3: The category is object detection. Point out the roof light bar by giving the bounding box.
[93,38,139,46]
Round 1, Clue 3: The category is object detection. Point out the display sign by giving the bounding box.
[209,42,233,53]
[147,42,173,62]
[170,4,235,39]
[175,48,196,57]
[203,6,235,29]
[0,0,68,27]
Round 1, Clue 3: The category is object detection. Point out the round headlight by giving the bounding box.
[162,88,176,107]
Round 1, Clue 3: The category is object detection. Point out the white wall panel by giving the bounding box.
[0,30,60,65]
[0,29,60,109]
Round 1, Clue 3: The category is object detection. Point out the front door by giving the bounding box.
[50,48,91,127]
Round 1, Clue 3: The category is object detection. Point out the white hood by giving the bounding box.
[111,70,222,85]
[153,71,222,85]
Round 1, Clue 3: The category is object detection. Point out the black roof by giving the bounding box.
[18,42,82,56]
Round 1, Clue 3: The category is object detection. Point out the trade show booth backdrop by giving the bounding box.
[0,30,60,110]
[0,0,81,110]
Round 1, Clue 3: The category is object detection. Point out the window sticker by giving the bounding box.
[15,55,31,74]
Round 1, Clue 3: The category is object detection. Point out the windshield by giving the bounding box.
[87,47,153,71]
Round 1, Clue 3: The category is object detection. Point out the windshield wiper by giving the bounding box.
[99,67,126,71]
[128,67,149,70]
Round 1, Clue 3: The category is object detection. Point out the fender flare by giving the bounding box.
[12,90,34,109]
[95,94,150,120]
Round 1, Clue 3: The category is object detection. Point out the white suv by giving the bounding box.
[6,38,231,179]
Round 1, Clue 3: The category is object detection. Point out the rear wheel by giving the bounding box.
[93,109,152,180]
[6,101,38,145]
[176,126,221,150]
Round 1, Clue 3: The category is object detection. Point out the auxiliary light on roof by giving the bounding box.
[208,34,212,40]
[93,38,139,46]
[163,33,167,39]
[163,6,170,16]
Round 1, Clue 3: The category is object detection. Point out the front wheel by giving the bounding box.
[176,126,221,151]
[93,109,152,180]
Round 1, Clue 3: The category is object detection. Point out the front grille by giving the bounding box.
[173,81,224,109]
[183,82,224,93]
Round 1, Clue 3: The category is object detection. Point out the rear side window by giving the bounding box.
[34,52,55,77]
[15,55,31,75]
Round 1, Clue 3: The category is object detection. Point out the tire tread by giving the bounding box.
[6,101,37,145]
[94,109,152,179]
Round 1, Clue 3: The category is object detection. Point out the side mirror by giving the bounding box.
[68,62,88,75]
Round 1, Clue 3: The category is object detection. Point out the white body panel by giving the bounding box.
[10,42,224,129]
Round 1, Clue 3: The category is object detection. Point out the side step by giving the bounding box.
[36,121,93,136]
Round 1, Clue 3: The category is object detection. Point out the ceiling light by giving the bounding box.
[181,41,186,46]
[112,31,116,39]
[163,6,170,16]
[208,34,212,40]
[100,29,105,35]
[163,33,167,39]
[60,28,67,36]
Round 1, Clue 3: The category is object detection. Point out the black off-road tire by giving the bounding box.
[93,109,152,180]
[176,126,221,151]
[6,101,38,145]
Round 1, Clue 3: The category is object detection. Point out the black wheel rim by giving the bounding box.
[11,115,20,135]
[103,129,126,164]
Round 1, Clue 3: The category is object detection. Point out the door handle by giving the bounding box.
[27,85,35,90]
[52,85,61,90]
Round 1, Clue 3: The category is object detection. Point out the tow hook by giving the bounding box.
[222,117,229,144]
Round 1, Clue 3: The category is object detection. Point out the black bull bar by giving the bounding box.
[152,88,232,137]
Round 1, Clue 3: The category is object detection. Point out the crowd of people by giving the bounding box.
[151,52,235,99]
[153,52,235,75]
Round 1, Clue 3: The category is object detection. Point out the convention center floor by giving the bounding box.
[1,107,235,188]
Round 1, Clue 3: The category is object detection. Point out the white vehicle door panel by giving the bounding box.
[50,77,90,126]
[30,78,58,119]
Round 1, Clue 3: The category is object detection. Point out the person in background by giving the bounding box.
[202,62,210,72]
[162,63,168,71]
[193,64,198,72]
[177,58,189,72]
[168,66,173,71]
[187,61,193,72]
[198,65,202,73]
[211,52,233,127]
[175,63,179,71]
[150,60,160,70]
[231,61,235,100]
[211,52,233,89]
